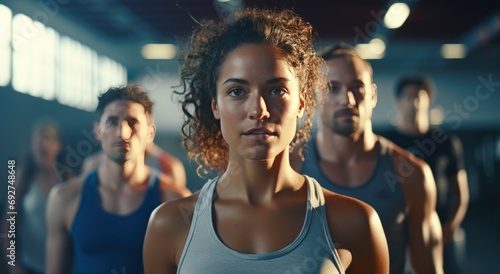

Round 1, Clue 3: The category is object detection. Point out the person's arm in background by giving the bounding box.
[441,135,469,244]
[394,148,443,274]
[45,182,76,274]
[155,147,191,201]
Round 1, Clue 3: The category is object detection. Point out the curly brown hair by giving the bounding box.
[176,8,328,176]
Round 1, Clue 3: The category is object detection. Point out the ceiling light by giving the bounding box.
[369,38,386,55]
[441,44,466,59]
[384,3,410,29]
[141,44,177,60]
[355,43,385,59]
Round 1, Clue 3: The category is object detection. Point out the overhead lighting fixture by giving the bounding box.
[355,38,386,59]
[384,3,410,29]
[368,38,386,55]
[141,43,177,60]
[441,44,466,59]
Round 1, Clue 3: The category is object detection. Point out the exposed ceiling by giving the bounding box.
[56,0,500,42]
[8,0,500,77]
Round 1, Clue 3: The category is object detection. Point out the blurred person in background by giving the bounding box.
[2,117,72,274]
[382,75,469,274]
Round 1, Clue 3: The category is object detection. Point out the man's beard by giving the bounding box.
[323,108,360,136]
[332,118,358,136]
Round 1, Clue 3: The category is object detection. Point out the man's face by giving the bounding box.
[94,100,155,164]
[397,84,430,121]
[319,57,377,137]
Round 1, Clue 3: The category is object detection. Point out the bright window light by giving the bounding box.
[12,13,33,94]
[441,44,466,59]
[7,7,126,111]
[141,44,177,60]
[384,3,410,29]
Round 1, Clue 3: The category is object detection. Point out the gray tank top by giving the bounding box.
[301,136,408,274]
[177,176,345,274]
[19,181,49,272]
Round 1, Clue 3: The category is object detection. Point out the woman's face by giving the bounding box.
[212,43,304,162]
[32,125,62,168]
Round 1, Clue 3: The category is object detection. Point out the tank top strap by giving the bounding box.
[304,175,325,208]
[193,177,219,217]
[304,175,346,274]
[82,169,99,204]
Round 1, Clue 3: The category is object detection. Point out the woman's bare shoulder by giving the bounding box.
[149,192,200,232]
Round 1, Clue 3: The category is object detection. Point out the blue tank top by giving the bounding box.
[177,175,345,274]
[70,170,161,274]
[301,136,408,274]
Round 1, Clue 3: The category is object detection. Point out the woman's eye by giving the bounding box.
[270,88,287,96]
[228,88,245,96]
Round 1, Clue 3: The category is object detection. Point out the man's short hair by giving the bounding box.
[394,75,435,101]
[95,84,154,122]
[320,43,374,81]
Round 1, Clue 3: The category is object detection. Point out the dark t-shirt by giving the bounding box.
[380,127,465,222]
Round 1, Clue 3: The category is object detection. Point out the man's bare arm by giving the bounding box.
[45,184,74,274]
[405,162,443,274]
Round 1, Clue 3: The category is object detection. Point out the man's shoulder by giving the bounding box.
[388,140,427,169]
[50,174,87,204]
[386,141,434,187]
[387,142,436,203]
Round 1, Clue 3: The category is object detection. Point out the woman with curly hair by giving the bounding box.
[143,8,389,274]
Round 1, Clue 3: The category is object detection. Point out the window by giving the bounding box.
[3,5,126,111]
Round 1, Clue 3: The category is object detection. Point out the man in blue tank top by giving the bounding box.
[45,85,191,274]
[381,75,469,274]
[295,45,444,274]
